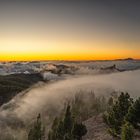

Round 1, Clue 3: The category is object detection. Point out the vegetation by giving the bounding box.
[104,92,140,139]
[27,91,140,140]
[28,114,45,140]
[103,92,133,136]
[0,73,43,105]
[48,105,87,140]
[71,91,108,121]
[26,91,110,140]
[28,104,88,140]
[41,91,109,131]
[125,97,140,129]
[72,122,87,140]
[121,122,134,140]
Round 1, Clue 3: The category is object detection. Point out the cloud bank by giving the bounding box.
[0,70,140,139]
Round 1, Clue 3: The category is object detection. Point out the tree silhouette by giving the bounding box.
[48,105,87,140]
[28,114,45,140]
[72,123,87,140]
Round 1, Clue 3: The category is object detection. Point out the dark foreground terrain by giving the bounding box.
[0,73,43,105]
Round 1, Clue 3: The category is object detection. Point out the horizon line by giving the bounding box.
[0,58,139,62]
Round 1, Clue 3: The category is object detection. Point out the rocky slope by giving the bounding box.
[83,114,140,140]
[83,114,114,140]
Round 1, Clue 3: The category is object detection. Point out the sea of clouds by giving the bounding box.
[0,69,140,139]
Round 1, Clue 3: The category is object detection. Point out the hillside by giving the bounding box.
[0,73,43,105]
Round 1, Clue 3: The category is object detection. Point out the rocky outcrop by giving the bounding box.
[83,114,114,140]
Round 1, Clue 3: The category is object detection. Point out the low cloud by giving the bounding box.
[0,70,140,139]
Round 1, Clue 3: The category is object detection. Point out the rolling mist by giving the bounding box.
[0,70,140,139]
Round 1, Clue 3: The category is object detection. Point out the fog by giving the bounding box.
[0,70,140,139]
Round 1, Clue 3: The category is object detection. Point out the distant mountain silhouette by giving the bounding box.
[115,58,134,61]
[100,64,123,72]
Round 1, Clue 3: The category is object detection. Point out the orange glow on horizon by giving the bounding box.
[0,36,139,61]
[0,50,139,61]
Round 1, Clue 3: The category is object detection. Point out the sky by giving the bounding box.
[0,0,140,61]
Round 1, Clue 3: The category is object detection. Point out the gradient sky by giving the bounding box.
[0,0,140,61]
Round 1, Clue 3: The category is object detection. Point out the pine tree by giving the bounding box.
[121,122,134,140]
[56,120,65,140]
[28,114,45,140]
[48,117,59,140]
[48,105,87,140]
[48,105,74,140]
[104,92,133,136]
[63,105,73,134]
[72,123,87,140]
[108,97,113,106]
[125,97,140,128]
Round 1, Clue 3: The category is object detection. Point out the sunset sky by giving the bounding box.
[0,0,140,61]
